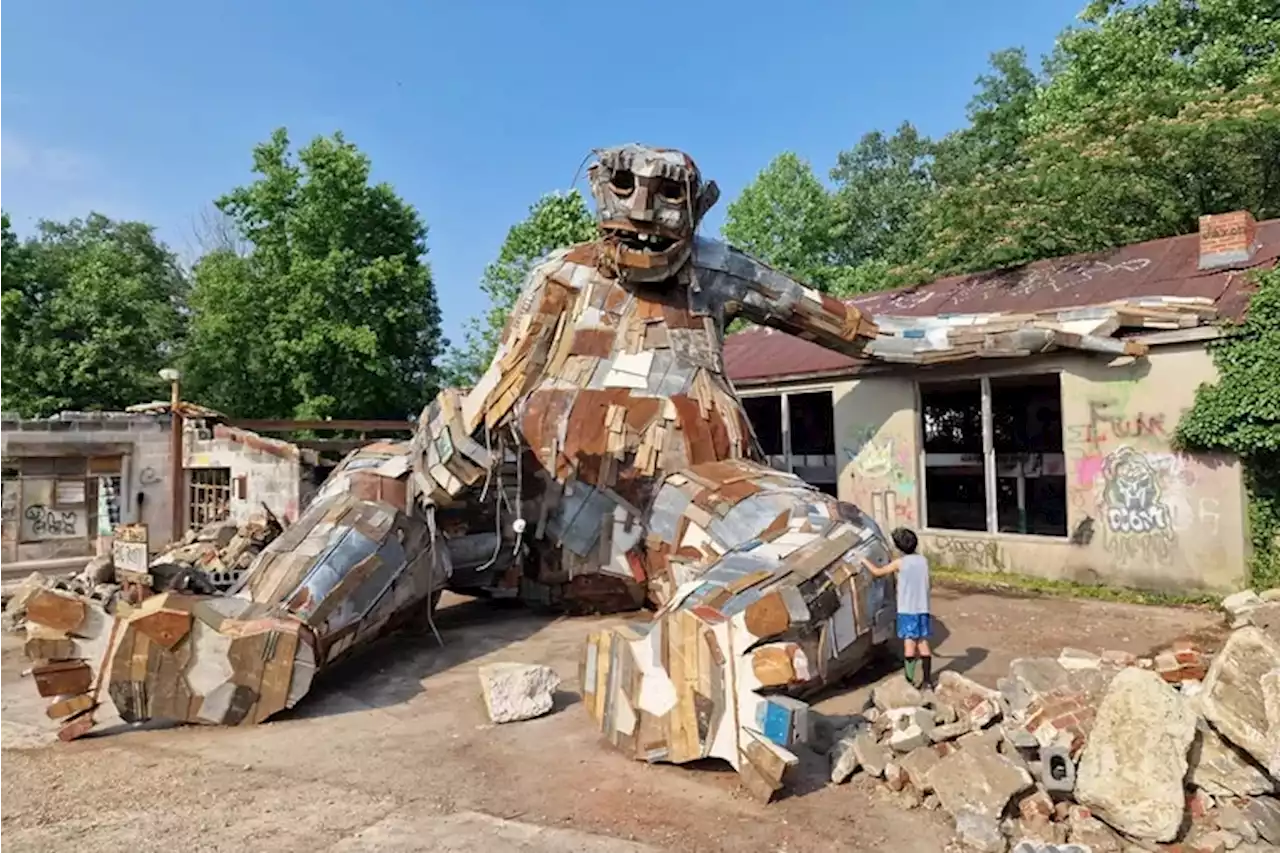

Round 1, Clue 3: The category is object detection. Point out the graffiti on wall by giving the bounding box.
[929,536,1007,572]
[1100,447,1173,535]
[22,505,85,539]
[1073,442,1221,568]
[844,425,917,527]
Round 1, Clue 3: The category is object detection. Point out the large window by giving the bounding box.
[741,390,838,496]
[920,374,1067,537]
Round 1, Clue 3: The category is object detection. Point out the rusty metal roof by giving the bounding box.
[725,218,1279,384]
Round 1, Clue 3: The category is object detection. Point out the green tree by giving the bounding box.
[441,190,594,387]
[722,153,850,290]
[183,128,443,419]
[932,48,1039,186]
[829,122,937,268]
[1,212,187,417]
[920,0,1280,275]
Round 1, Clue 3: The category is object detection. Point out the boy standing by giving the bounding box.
[863,527,932,687]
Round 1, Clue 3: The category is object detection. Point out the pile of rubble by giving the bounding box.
[812,590,1280,853]
[3,507,283,627]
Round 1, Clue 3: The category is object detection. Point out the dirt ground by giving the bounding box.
[0,587,1225,853]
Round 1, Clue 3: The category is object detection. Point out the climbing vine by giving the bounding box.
[1176,267,1280,588]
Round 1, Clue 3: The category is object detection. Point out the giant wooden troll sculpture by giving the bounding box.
[412,144,898,796]
[22,146,896,798]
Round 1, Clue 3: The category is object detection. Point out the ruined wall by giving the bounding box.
[1054,343,1247,591]
[1,414,174,562]
[834,374,921,533]
[184,424,307,525]
[830,344,1249,593]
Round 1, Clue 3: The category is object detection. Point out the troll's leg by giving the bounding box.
[582,460,895,800]
[23,588,317,737]
[24,490,446,737]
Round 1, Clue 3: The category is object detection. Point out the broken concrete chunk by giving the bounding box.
[1068,811,1124,853]
[874,676,925,712]
[1101,649,1138,668]
[1189,723,1276,798]
[888,707,935,752]
[478,662,561,724]
[1017,788,1053,823]
[1197,627,1280,771]
[937,670,1003,728]
[930,718,974,743]
[1243,797,1280,846]
[1075,668,1197,842]
[83,553,115,584]
[1223,590,1263,619]
[884,761,907,791]
[829,731,862,784]
[1250,603,1280,643]
[852,730,890,777]
[1058,648,1102,671]
[899,745,941,793]
[927,738,1033,820]
[3,572,49,625]
[1217,801,1260,844]
[999,658,1071,717]
[954,807,1008,853]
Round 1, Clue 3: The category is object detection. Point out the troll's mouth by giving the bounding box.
[605,228,677,254]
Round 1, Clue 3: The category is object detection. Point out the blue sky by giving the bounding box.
[3,0,1083,346]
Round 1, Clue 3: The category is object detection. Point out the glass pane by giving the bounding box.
[742,395,783,457]
[921,380,987,531]
[991,374,1068,536]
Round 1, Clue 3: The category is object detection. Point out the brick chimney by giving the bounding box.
[1198,210,1258,270]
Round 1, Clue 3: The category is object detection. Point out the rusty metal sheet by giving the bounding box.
[726,221,1278,383]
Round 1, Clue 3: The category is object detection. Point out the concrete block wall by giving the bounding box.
[184,424,307,526]
[1,412,177,559]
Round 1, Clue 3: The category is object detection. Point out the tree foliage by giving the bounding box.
[723,0,1280,285]
[1,212,187,417]
[182,128,443,419]
[1177,268,1280,587]
[441,190,595,387]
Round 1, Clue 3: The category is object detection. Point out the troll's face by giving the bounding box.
[587,144,719,282]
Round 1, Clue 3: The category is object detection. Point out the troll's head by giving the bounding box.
[587,144,719,282]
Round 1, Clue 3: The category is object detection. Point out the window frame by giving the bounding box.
[737,383,839,492]
[916,370,1069,540]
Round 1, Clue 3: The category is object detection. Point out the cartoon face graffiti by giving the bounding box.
[1101,447,1171,535]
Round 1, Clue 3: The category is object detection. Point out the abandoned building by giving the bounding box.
[725,211,1277,593]
[1,403,322,572]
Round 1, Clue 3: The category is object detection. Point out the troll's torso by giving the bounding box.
[486,238,764,513]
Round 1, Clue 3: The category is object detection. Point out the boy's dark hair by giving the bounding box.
[891,527,918,555]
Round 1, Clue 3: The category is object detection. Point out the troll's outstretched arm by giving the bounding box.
[693,237,878,357]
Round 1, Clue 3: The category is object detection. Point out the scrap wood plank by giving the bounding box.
[25,590,87,635]
[33,660,92,697]
[45,693,95,720]
[57,708,97,742]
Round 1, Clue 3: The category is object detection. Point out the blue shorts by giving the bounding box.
[896,613,932,640]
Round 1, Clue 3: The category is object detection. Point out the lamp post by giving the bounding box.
[159,368,183,544]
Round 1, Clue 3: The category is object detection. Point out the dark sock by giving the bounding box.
[903,656,916,682]
[920,655,932,686]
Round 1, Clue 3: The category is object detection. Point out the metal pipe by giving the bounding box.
[161,369,184,545]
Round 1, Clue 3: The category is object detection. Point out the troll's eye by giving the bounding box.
[610,170,635,196]
[657,178,685,204]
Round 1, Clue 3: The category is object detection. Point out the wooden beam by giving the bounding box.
[227,419,414,433]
